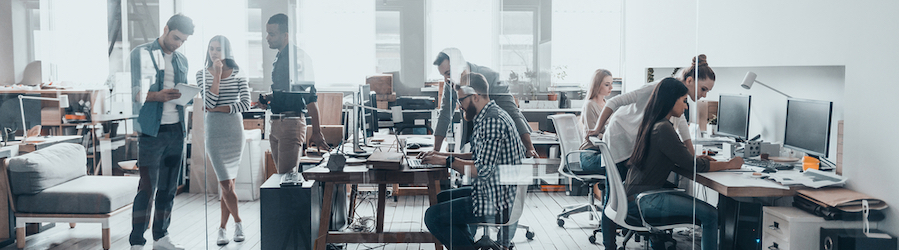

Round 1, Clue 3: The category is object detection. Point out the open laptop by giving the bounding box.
[393,132,445,169]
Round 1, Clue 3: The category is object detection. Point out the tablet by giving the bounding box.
[167,84,202,106]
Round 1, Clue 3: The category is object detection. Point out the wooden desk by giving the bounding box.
[303,165,448,250]
[693,171,803,197]
[691,167,809,249]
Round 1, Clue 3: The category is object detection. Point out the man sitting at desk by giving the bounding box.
[430,48,537,157]
[420,73,525,249]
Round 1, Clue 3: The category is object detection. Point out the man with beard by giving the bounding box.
[129,13,194,250]
[421,73,525,250]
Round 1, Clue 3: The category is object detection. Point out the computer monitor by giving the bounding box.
[783,98,833,158]
[716,94,751,139]
[359,85,377,138]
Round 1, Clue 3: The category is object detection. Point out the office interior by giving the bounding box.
[0,0,897,249]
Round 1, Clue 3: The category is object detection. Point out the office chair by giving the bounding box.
[471,184,532,250]
[548,114,606,240]
[600,141,698,250]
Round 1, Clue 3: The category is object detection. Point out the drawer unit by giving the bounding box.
[763,206,870,250]
[763,232,790,250]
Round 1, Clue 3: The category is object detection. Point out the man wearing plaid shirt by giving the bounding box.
[421,73,526,250]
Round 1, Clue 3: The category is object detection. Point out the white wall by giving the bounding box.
[625,0,899,238]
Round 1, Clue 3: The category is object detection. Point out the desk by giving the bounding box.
[90,114,137,176]
[11,135,82,153]
[303,165,448,250]
[692,164,808,250]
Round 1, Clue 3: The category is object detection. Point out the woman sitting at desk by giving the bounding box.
[578,68,614,200]
[601,78,743,250]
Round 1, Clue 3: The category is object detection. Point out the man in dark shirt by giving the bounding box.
[259,13,329,174]
[430,48,537,157]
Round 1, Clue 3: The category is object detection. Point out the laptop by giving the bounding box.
[393,132,445,169]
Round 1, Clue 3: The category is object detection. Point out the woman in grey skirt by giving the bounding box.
[197,35,252,246]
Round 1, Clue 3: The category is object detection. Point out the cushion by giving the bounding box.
[8,143,86,195]
[16,176,139,214]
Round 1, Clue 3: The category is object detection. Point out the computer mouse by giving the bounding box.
[761,168,777,174]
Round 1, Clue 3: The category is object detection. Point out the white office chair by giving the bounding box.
[548,114,606,240]
[470,184,530,250]
[600,141,698,250]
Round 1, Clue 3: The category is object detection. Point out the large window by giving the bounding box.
[500,10,536,84]
[375,11,401,74]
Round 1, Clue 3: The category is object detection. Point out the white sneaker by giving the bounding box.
[217,227,229,245]
[233,222,246,242]
[131,245,144,250]
[153,235,185,250]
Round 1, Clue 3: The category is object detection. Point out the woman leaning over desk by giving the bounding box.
[197,35,252,246]
[601,78,744,250]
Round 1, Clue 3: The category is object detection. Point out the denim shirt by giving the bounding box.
[130,38,189,137]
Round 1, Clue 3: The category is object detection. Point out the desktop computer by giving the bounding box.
[716,94,751,140]
[783,98,833,159]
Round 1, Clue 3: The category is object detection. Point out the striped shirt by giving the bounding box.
[196,68,251,114]
[470,100,525,217]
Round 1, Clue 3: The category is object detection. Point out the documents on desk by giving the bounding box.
[766,169,847,188]
[704,167,847,190]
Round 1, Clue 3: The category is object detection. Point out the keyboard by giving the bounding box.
[406,158,445,169]
[743,158,794,172]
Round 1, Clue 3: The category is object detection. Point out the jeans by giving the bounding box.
[425,187,516,249]
[601,160,719,250]
[578,149,604,173]
[638,192,719,250]
[130,124,185,246]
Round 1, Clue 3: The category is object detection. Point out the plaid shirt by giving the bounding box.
[470,101,526,217]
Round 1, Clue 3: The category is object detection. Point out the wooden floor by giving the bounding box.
[3,191,702,250]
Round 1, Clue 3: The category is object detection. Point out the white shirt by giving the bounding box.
[602,82,692,164]
[160,53,179,125]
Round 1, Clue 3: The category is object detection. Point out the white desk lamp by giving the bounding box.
[740,71,793,98]
[18,94,69,142]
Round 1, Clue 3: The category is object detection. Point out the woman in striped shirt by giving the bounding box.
[197,35,251,246]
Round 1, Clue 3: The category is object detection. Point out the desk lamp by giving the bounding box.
[19,94,69,142]
[740,71,792,98]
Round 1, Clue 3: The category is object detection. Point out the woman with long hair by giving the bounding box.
[581,69,614,138]
[602,78,743,249]
[197,35,252,245]
[578,69,613,200]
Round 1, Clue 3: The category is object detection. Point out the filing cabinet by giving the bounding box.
[762,206,869,250]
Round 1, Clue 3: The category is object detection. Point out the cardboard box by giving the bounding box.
[305,125,344,147]
[366,74,393,94]
[377,101,388,110]
[243,119,264,131]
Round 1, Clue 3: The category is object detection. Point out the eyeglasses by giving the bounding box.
[457,94,474,106]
